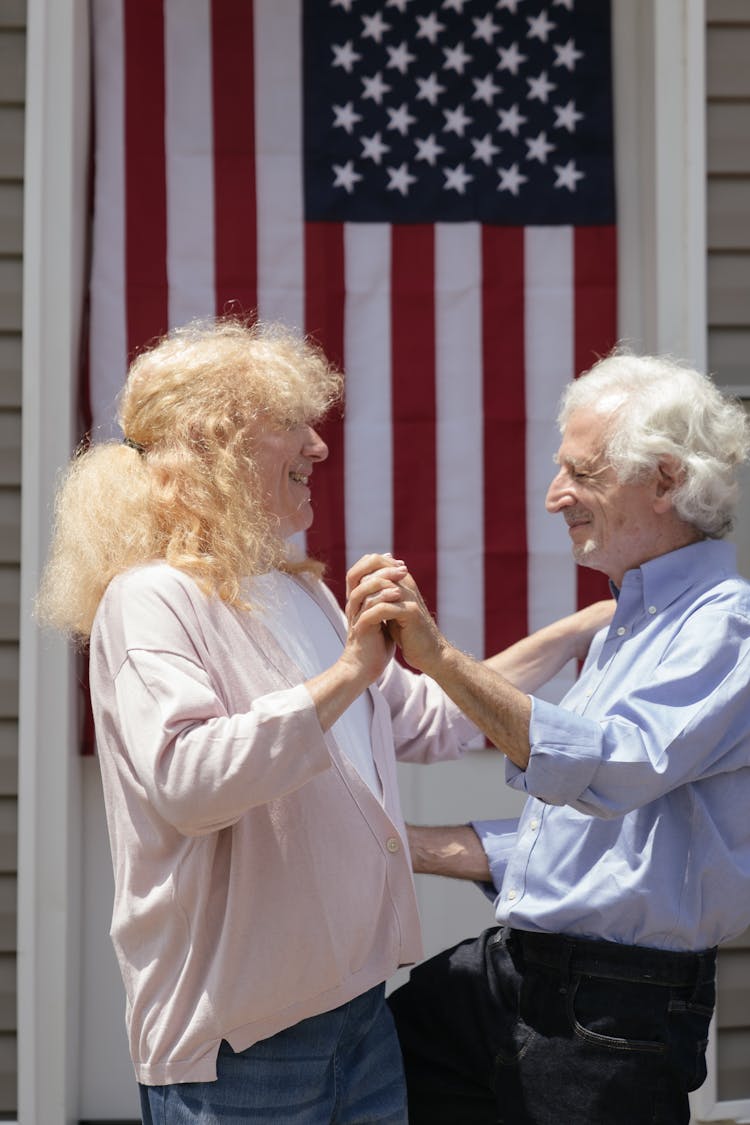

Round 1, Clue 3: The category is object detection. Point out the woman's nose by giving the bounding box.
[305,426,328,463]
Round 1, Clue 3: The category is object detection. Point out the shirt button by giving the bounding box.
[386,837,400,854]
[529,819,539,831]
[507,889,517,901]
[616,626,626,636]
[648,605,657,615]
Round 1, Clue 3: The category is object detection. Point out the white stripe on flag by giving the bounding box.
[343,223,394,568]
[254,0,304,333]
[165,0,216,329]
[89,0,127,440]
[525,225,577,700]
[435,222,484,660]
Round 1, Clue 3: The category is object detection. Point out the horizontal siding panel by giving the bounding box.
[0,260,21,332]
[707,103,750,173]
[707,0,750,21]
[708,178,750,249]
[0,646,17,719]
[0,1031,14,1114]
[0,722,16,797]
[0,800,15,876]
[0,956,15,1032]
[0,568,18,642]
[0,413,19,487]
[0,877,15,953]
[709,328,750,389]
[717,1027,750,1102]
[0,185,21,255]
[0,107,23,179]
[0,30,24,104]
[707,253,750,325]
[0,491,20,565]
[718,948,750,1026]
[0,0,26,29]
[0,336,19,409]
[707,28,750,98]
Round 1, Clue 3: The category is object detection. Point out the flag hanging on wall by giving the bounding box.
[87,0,616,671]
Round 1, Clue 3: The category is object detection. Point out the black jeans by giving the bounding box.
[388,926,716,1125]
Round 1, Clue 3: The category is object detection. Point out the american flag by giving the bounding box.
[87,0,615,683]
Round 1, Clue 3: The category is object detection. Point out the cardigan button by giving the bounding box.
[386,836,401,853]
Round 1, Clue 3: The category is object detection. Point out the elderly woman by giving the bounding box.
[37,318,609,1125]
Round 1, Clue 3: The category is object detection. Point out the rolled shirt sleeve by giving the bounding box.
[471,818,520,896]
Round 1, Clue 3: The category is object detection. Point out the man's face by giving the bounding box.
[545,407,665,587]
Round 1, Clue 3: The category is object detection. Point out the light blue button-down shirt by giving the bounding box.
[474,538,750,951]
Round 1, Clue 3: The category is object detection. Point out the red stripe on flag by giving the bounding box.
[482,226,528,654]
[211,0,258,318]
[123,0,169,357]
[391,226,438,617]
[574,224,618,608]
[304,222,347,603]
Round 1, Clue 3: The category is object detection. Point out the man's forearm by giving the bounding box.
[407,824,491,881]
[423,643,532,768]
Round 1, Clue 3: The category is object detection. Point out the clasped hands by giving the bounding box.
[344,552,444,675]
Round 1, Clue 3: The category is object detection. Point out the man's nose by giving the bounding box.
[545,470,575,513]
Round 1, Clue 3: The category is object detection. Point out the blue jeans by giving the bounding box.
[388,926,717,1125]
[139,984,407,1124]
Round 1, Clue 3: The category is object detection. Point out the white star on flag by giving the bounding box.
[386,41,417,74]
[361,71,391,104]
[416,72,446,105]
[332,102,362,134]
[331,41,361,74]
[387,102,417,135]
[554,99,584,132]
[554,38,584,71]
[361,131,390,163]
[386,162,417,195]
[333,160,362,193]
[497,102,527,135]
[527,11,557,42]
[416,13,446,44]
[443,104,473,137]
[527,70,557,103]
[497,162,528,194]
[361,12,391,43]
[497,42,527,75]
[444,163,474,193]
[415,133,445,164]
[554,158,585,190]
[526,130,555,163]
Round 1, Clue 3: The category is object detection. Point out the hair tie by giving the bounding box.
[122,436,146,455]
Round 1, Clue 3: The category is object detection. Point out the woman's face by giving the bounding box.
[250,421,329,538]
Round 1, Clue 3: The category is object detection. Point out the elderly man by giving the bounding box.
[354,353,750,1125]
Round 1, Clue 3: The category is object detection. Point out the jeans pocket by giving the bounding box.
[568,974,669,1054]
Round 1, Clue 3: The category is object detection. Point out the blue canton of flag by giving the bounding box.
[303,0,615,224]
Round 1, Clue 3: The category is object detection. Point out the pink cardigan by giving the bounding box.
[89,563,478,1085]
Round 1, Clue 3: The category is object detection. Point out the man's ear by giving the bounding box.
[654,456,685,510]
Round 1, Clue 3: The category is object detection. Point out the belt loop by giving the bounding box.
[558,939,574,995]
[689,949,717,1004]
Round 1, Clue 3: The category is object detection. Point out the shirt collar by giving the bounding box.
[612,539,737,614]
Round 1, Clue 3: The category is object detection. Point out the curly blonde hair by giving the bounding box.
[36,318,343,642]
